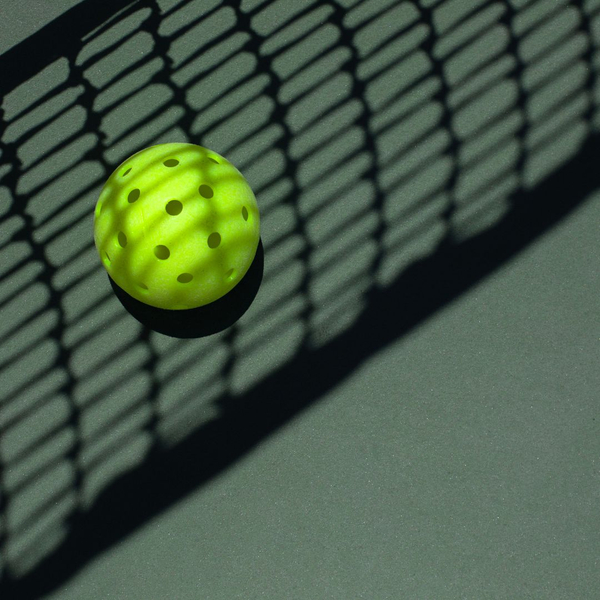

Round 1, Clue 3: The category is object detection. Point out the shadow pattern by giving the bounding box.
[1,0,600,595]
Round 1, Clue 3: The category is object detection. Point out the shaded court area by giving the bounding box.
[0,0,599,597]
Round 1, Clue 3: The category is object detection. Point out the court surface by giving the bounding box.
[1,0,599,598]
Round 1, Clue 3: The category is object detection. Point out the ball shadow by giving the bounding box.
[109,239,264,338]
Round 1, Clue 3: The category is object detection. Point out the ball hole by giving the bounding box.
[103,251,111,265]
[138,282,148,291]
[199,184,214,199]
[117,231,127,248]
[154,245,170,260]
[96,201,103,217]
[122,167,132,177]
[128,189,140,203]
[207,156,219,164]
[164,159,179,167]
[242,206,249,221]
[166,200,183,215]
[225,268,235,280]
[207,232,221,249]
[177,273,193,283]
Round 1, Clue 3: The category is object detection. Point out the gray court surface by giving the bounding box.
[1,0,599,598]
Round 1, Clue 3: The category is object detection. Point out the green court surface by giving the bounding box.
[1,0,599,598]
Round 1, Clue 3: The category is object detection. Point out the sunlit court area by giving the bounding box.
[1,0,599,598]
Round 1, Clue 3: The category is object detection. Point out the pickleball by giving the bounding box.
[93,143,260,310]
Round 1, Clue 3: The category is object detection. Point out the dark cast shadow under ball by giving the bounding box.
[109,240,264,338]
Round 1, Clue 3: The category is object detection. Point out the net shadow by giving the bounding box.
[1,0,599,595]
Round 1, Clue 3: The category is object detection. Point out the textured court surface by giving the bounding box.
[1,0,599,598]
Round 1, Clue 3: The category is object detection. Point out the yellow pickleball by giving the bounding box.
[93,143,260,310]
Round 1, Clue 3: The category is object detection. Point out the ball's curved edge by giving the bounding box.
[108,239,265,338]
